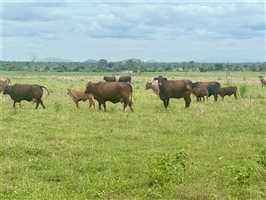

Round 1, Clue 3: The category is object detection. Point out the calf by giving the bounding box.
[192,87,209,101]
[0,77,11,92]
[218,86,238,100]
[67,89,95,109]
[153,75,192,109]
[192,81,221,101]
[145,80,159,97]
[118,76,131,83]
[3,84,49,109]
[258,76,266,87]
[84,81,133,112]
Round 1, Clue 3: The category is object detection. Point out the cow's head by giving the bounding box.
[3,85,11,95]
[146,82,153,90]
[154,75,167,86]
[85,82,94,94]
[67,88,71,95]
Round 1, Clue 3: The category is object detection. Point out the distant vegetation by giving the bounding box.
[1,59,265,73]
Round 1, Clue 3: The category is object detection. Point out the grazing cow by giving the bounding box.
[118,76,131,83]
[3,84,49,109]
[145,80,160,97]
[103,76,116,82]
[84,81,133,112]
[0,77,11,92]
[67,89,95,109]
[218,86,238,100]
[192,87,209,101]
[258,76,266,87]
[153,75,192,108]
[192,81,221,101]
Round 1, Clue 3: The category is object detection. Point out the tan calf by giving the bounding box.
[145,80,160,97]
[67,89,95,109]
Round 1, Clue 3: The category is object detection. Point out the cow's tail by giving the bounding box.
[40,86,49,97]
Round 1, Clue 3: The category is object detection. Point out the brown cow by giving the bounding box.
[3,84,49,109]
[84,81,133,112]
[145,80,159,97]
[67,89,95,109]
[218,86,238,100]
[192,87,209,101]
[0,77,11,92]
[192,81,221,101]
[103,76,116,82]
[153,75,192,108]
[258,76,266,87]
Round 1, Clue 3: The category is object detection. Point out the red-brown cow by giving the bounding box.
[84,82,133,112]
[153,75,192,109]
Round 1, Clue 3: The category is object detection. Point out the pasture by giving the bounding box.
[0,71,265,199]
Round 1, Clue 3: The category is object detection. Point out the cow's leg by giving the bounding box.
[234,93,237,99]
[163,99,168,108]
[75,101,79,108]
[40,100,46,109]
[203,96,205,101]
[35,101,40,109]
[13,101,16,108]
[128,99,134,112]
[166,99,170,107]
[123,100,128,111]
[221,96,224,101]
[214,93,218,101]
[103,102,107,111]
[184,94,191,108]
[98,103,102,110]
[89,99,95,108]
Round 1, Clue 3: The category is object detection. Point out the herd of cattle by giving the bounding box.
[0,75,265,111]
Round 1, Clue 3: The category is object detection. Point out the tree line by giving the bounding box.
[0,59,265,72]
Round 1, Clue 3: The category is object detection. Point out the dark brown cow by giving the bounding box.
[0,77,11,92]
[258,76,266,87]
[67,89,95,108]
[153,75,192,108]
[84,82,133,112]
[3,84,49,109]
[192,87,209,101]
[103,76,116,82]
[118,76,131,83]
[218,86,238,100]
[192,81,221,101]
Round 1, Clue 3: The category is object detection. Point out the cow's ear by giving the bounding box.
[153,77,158,80]
[163,78,167,81]
[67,88,70,91]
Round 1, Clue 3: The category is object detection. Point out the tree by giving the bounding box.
[98,59,108,71]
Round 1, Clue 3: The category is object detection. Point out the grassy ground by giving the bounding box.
[0,71,265,199]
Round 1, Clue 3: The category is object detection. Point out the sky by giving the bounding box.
[1,0,266,62]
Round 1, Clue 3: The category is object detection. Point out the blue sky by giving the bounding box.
[1,1,265,62]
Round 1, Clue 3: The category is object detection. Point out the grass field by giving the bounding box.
[0,71,265,199]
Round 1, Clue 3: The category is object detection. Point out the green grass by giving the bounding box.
[0,71,265,199]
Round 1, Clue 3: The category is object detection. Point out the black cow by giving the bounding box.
[118,76,131,83]
[103,76,116,82]
[154,75,192,108]
[3,84,49,109]
[192,81,221,101]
